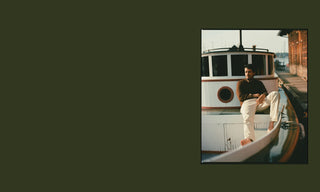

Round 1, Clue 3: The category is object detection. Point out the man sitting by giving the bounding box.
[236,64,280,146]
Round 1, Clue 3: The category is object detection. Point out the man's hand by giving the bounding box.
[252,93,260,98]
[256,94,266,106]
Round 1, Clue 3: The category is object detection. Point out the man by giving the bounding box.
[236,65,280,146]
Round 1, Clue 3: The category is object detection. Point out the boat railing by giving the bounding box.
[203,48,231,53]
[203,47,270,54]
[202,107,284,163]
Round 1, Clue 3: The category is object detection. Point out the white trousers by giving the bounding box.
[240,91,280,141]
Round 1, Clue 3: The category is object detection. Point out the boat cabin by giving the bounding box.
[201,45,278,109]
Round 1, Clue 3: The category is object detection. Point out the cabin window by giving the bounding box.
[201,56,209,76]
[252,55,266,75]
[212,55,227,76]
[231,55,248,76]
[268,55,274,75]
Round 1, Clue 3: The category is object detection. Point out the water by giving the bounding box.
[275,56,289,72]
[201,153,221,161]
[275,57,289,66]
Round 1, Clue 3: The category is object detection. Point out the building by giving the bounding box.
[279,30,308,80]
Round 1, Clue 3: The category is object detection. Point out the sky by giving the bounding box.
[201,30,288,53]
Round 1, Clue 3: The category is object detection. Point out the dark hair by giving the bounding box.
[244,64,255,72]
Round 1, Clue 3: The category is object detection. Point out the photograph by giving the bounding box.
[201,29,308,163]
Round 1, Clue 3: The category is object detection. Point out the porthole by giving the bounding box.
[217,86,234,103]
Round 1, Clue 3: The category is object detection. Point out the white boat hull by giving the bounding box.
[201,114,270,152]
[202,106,283,163]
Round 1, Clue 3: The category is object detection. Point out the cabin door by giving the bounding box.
[223,123,244,151]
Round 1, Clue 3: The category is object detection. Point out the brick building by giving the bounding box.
[279,30,308,80]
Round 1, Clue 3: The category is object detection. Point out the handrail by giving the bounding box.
[202,48,230,53]
[203,47,270,54]
[244,47,269,52]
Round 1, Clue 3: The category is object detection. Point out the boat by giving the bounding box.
[201,30,303,163]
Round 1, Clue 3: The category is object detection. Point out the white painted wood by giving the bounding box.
[227,54,232,77]
[208,55,213,77]
[201,114,271,151]
[202,109,283,162]
[201,78,278,108]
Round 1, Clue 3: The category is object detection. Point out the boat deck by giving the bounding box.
[201,87,301,163]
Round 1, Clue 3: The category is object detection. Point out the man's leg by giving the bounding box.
[267,91,280,131]
[257,91,280,132]
[268,91,280,121]
[240,99,257,145]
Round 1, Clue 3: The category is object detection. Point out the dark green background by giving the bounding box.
[2,1,318,190]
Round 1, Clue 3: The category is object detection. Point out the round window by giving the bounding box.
[217,86,234,103]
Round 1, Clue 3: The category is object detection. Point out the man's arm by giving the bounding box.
[256,93,266,106]
[236,80,256,102]
[258,81,268,96]
[236,81,246,102]
[256,80,268,105]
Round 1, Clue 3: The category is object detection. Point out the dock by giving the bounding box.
[277,71,308,163]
